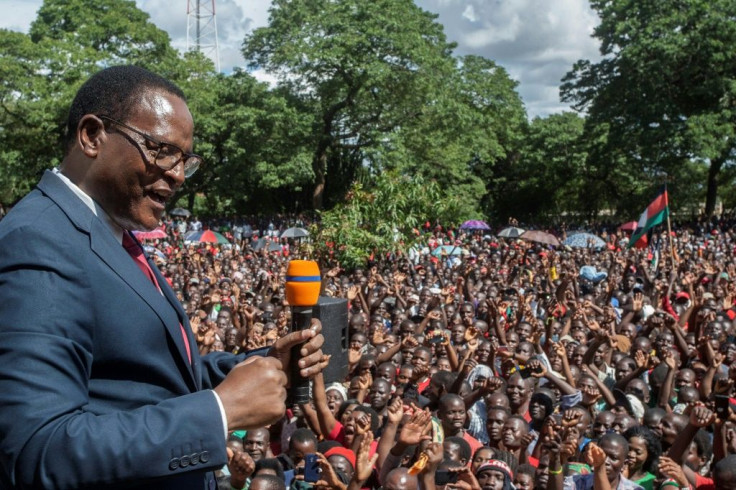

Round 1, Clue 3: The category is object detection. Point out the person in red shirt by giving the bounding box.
[437,394,483,459]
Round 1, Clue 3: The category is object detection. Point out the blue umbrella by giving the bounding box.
[563,232,606,249]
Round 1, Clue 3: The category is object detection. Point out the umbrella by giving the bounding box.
[281,227,309,239]
[431,245,466,256]
[498,226,525,238]
[520,230,561,247]
[563,232,606,249]
[460,220,491,231]
[252,238,282,252]
[168,207,191,217]
[133,227,167,240]
[619,221,638,232]
[143,245,168,263]
[184,230,230,245]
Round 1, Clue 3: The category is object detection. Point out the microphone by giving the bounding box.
[285,260,321,406]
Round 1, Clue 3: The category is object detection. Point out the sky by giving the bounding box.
[0,0,602,118]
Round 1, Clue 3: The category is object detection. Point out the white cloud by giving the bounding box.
[416,0,602,116]
[0,0,601,117]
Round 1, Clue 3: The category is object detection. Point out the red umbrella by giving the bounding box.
[619,221,638,232]
[185,230,230,244]
[133,227,167,240]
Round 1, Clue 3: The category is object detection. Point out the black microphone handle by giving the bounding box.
[289,306,313,407]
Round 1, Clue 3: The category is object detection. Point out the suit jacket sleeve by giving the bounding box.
[0,221,227,489]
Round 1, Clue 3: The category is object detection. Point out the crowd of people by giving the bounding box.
[142,213,736,490]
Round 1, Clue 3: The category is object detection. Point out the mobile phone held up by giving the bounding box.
[304,454,321,483]
[435,470,458,485]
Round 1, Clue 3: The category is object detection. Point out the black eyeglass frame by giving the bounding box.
[97,115,202,178]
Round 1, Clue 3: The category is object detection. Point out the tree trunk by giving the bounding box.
[705,157,725,217]
[312,150,327,210]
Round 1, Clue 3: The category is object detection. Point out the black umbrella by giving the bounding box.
[169,208,191,217]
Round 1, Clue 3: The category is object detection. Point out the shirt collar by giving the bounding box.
[52,168,125,244]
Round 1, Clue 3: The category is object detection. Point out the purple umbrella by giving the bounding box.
[460,220,491,231]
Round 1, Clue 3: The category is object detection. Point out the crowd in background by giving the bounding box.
[145,213,736,490]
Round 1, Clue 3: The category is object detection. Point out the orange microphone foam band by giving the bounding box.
[285,260,321,306]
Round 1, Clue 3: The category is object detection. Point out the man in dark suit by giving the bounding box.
[0,66,326,489]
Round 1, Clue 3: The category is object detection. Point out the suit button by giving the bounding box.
[190,452,200,465]
[169,458,180,470]
[200,451,210,463]
[180,455,190,467]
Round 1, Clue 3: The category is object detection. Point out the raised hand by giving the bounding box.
[527,358,547,378]
[658,456,689,488]
[585,442,606,469]
[226,447,255,488]
[357,372,373,392]
[386,397,404,425]
[353,432,379,484]
[398,408,432,446]
[354,411,372,436]
[423,442,444,473]
[688,404,716,427]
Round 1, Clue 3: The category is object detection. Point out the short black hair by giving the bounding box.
[254,458,286,480]
[250,473,286,490]
[444,436,471,463]
[289,428,318,449]
[516,463,536,478]
[65,65,186,152]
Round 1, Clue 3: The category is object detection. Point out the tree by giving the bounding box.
[243,0,457,209]
[0,0,182,206]
[177,68,314,214]
[313,172,462,269]
[561,0,736,216]
[392,55,527,218]
[491,112,586,221]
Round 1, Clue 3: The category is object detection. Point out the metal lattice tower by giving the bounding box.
[186,0,221,72]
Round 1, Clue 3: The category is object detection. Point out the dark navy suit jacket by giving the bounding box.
[0,171,253,489]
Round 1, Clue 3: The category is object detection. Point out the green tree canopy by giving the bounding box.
[313,171,462,269]
[243,0,458,210]
[561,0,736,216]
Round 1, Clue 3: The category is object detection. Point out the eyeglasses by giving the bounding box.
[98,115,202,178]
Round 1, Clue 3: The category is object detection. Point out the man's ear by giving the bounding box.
[77,115,106,158]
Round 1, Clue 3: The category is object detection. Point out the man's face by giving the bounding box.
[659,414,682,444]
[439,398,466,434]
[501,418,526,449]
[516,323,532,342]
[513,473,533,490]
[442,440,463,464]
[593,412,615,440]
[289,440,316,468]
[87,89,191,231]
[244,429,269,461]
[376,364,395,384]
[615,358,636,382]
[477,468,505,490]
[396,367,412,385]
[411,349,431,371]
[369,379,391,410]
[599,438,627,483]
[506,374,529,408]
[675,369,695,389]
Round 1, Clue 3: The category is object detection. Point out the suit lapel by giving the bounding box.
[147,249,202,388]
[38,171,197,388]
